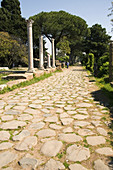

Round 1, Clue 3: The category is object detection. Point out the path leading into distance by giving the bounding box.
[0,66,112,170]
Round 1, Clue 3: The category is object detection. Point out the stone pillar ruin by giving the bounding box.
[109,41,113,82]
[39,35,44,70]
[27,19,34,73]
[47,53,51,68]
[52,38,56,68]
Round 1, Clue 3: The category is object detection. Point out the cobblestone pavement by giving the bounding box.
[0,66,113,170]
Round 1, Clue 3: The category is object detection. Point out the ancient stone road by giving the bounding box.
[0,66,113,170]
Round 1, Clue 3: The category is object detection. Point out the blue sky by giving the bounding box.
[18,0,112,36]
[0,0,112,53]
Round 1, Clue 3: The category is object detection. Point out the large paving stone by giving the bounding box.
[29,122,45,130]
[0,120,26,129]
[74,121,90,127]
[17,114,33,121]
[95,147,113,156]
[0,131,10,141]
[15,136,37,151]
[1,115,14,121]
[49,124,62,130]
[4,110,21,115]
[78,129,94,136]
[64,107,75,111]
[58,133,82,143]
[18,156,42,169]
[40,140,63,157]
[43,159,65,170]
[60,118,74,125]
[76,103,93,108]
[86,136,106,146]
[44,116,58,123]
[36,129,56,138]
[97,127,107,136]
[25,108,41,115]
[66,144,90,162]
[0,142,13,150]
[69,163,87,170]
[73,114,89,120]
[94,159,109,170]
[29,104,42,109]
[13,130,30,141]
[0,151,17,168]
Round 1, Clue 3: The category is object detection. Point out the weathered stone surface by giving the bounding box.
[67,111,77,115]
[91,121,101,127]
[60,118,73,125]
[18,114,33,121]
[64,107,75,111]
[4,110,21,115]
[58,133,82,143]
[29,122,45,130]
[43,159,65,170]
[13,130,30,141]
[15,136,37,151]
[0,142,13,150]
[13,106,26,111]
[78,129,94,136]
[60,112,69,118]
[74,121,90,127]
[36,129,56,138]
[94,159,109,170]
[96,147,113,156]
[0,131,10,141]
[97,127,107,136]
[29,104,42,109]
[18,156,41,169]
[44,116,58,123]
[66,144,90,162]
[25,108,41,115]
[0,151,17,168]
[69,163,87,170]
[86,136,106,146]
[63,127,73,133]
[56,108,63,113]
[41,140,63,157]
[49,124,62,130]
[73,114,89,120]
[1,115,14,121]
[76,103,93,108]
[0,120,26,129]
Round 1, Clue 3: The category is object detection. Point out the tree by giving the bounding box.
[0,32,28,68]
[0,0,27,42]
[84,24,111,61]
[31,11,89,62]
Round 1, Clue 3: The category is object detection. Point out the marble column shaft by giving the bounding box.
[39,35,44,69]
[52,38,56,68]
[47,53,51,68]
[27,19,34,72]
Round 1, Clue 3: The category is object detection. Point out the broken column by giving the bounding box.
[39,35,44,69]
[27,19,34,73]
[47,53,51,68]
[52,38,56,68]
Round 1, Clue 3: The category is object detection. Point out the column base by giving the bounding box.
[39,67,44,70]
[27,68,35,73]
[52,66,56,68]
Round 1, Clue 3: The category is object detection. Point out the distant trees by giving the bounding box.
[82,24,111,77]
[0,32,28,68]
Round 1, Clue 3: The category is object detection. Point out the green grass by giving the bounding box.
[0,73,10,85]
[0,70,61,94]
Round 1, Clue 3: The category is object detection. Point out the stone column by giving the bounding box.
[27,19,34,73]
[39,35,44,70]
[52,38,56,68]
[109,41,113,82]
[47,53,51,68]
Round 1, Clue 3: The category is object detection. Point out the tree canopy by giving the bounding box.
[30,11,89,63]
[0,32,28,68]
[0,0,27,42]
